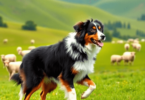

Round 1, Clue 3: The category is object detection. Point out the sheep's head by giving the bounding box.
[1,55,5,61]
[18,50,22,55]
[131,52,136,56]
[4,61,10,67]
[131,52,136,60]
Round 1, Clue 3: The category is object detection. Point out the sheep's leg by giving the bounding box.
[9,71,15,80]
[111,61,114,65]
[124,61,126,66]
[126,61,129,66]
[117,61,120,66]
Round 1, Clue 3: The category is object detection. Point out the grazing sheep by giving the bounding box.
[131,43,141,51]
[1,54,16,64]
[117,40,124,44]
[3,39,8,44]
[133,40,139,44]
[111,41,115,44]
[135,43,141,51]
[4,61,22,80]
[127,39,134,43]
[111,55,123,65]
[141,39,145,42]
[124,43,130,51]
[18,50,31,57]
[28,46,36,50]
[122,52,136,65]
[30,39,35,45]
[17,47,22,52]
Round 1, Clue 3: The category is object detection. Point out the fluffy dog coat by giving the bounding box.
[11,19,105,100]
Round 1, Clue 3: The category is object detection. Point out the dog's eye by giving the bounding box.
[98,26,101,30]
[92,26,96,30]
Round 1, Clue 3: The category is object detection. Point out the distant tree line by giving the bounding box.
[104,21,131,30]
[0,16,7,28]
[104,21,133,40]
[112,28,136,40]
[136,30,145,37]
[138,14,145,21]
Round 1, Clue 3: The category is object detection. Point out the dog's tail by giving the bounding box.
[11,73,22,85]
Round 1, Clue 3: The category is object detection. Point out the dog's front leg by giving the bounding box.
[59,73,76,100]
[77,75,96,99]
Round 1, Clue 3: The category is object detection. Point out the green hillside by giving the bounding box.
[59,0,145,19]
[0,21,69,47]
[0,0,145,33]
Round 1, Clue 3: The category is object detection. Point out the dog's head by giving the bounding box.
[74,19,105,47]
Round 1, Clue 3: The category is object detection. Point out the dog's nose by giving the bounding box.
[101,35,106,40]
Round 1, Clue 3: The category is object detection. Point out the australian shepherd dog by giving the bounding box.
[11,19,106,100]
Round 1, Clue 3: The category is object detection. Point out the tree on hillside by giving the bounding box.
[104,30,112,42]
[123,23,126,28]
[112,28,120,38]
[22,21,37,31]
[0,16,8,28]
[138,14,145,21]
[127,23,131,29]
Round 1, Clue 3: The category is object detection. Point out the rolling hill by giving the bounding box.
[0,0,145,41]
[0,0,145,33]
[59,0,145,19]
[0,21,69,47]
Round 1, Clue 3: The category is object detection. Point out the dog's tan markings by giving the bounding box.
[71,68,78,75]
[19,69,27,93]
[59,74,72,92]
[77,78,95,86]
[75,22,84,37]
[41,79,57,100]
[24,78,44,100]
[92,26,96,30]
[84,33,99,45]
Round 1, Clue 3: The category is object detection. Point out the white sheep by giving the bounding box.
[111,41,115,44]
[117,40,124,44]
[141,39,145,42]
[111,55,123,65]
[4,61,22,80]
[124,43,130,51]
[122,52,136,65]
[28,46,36,50]
[3,39,8,44]
[17,47,22,53]
[30,39,35,45]
[133,40,139,44]
[131,43,141,51]
[135,43,141,51]
[18,50,31,57]
[127,39,134,43]
[1,54,16,65]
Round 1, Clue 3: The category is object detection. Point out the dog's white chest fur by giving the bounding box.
[73,44,101,82]
[65,32,101,82]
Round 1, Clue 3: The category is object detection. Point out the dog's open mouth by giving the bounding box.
[91,39,104,47]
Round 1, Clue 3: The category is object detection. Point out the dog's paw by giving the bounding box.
[81,92,88,99]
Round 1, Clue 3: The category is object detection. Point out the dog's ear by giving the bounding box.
[73,22,84,33]
[91,18,93,22]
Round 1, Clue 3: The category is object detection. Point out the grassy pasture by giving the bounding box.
[0,40,145,100]
[0,20,145,100]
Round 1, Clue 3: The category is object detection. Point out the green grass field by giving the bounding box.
[0,35,145,100]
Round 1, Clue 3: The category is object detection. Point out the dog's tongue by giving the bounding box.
[97,42,104,47]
